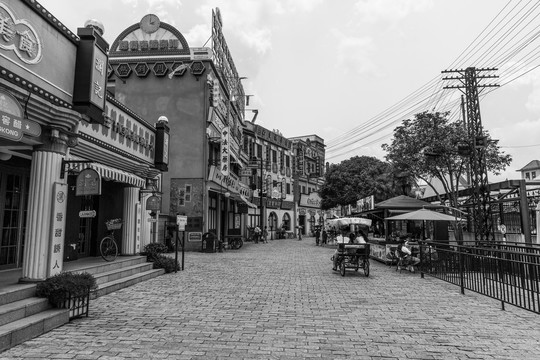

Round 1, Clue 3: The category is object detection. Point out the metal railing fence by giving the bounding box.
[419,241,540,314]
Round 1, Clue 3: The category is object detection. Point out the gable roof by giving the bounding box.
[516,160,540,172]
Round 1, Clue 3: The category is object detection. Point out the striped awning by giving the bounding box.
[66,159,146,188]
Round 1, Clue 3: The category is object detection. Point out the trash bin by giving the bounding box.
[202,232,216,253]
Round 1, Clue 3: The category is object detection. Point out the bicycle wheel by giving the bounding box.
[236,238,243,249]
[100,236,118,262]
[364,259,370,277]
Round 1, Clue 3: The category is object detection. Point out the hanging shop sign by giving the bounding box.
[73,26,109,124]
[220,126,230,176]
[154,120,170,171]
[76,168,102,196]
[0,90,41,141]
[79,210,96,218]
[146,195,161,211]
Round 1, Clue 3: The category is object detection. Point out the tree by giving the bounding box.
[319,156,413,210]
[382,111,512,235]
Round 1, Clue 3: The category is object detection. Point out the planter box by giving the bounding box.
[55,291,90,320]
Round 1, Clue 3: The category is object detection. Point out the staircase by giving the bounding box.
[0,256,164,353]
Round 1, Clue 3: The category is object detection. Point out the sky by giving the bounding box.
[38,0,540,183]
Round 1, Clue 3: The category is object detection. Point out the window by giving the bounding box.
[532,171,537,179]
[286,183,291,194]
[525,172,530,180]
[285,155,290,167]
[272,150,277,163]
[302,185,306,194]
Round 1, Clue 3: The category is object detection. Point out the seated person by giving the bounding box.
[333,230,366,271]
[396,239,420,272]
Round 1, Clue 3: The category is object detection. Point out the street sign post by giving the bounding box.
[175,215,188,272]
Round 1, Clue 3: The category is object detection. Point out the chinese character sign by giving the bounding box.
[48,183,67,277]
[90,45,107,109]
[0,3,43,64]
[220,126,230,176]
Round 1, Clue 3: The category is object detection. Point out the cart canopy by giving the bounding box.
[327,217,372,228]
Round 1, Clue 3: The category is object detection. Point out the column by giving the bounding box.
[122,186,140,255]
[22,149,65,281]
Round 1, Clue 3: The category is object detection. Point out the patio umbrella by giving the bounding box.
[385,208,463,241]
[385,208,463,222]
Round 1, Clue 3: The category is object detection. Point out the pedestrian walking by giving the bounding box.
[315,227,321,246]
[297,225,302,240]
[322,228,328,245]
[254,225,261,244]
[263,226,269,243]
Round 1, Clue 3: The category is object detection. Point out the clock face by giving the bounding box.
[140,14,160,34]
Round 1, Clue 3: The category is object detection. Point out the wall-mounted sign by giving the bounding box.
[188,232,202,242]
[299,193,322,208]
[146,195,161,211]
[73,26,109,124]
[0,90,41,141]
[0,3,43,64]
[49,183,67,277]
[76,168,101,196]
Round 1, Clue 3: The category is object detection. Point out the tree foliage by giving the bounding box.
[319,156,413,210]
[381,111,512,208]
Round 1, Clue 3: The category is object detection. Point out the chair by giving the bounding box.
[386,246,398,266]
[395,249,413,273]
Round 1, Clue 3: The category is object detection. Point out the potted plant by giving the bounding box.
[36,272,97,319]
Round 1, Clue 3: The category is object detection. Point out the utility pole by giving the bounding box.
[442,67,499,241]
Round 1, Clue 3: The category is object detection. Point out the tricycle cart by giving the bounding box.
[333,243,371,277]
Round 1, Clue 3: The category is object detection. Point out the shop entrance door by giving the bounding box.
[0,172,29,270]
[76,196,95,257]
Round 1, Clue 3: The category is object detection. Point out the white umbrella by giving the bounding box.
[385,208,463,222]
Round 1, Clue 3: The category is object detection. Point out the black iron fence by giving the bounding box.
[419,241,540,314]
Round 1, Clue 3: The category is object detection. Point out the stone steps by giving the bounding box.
[0,255,164,353]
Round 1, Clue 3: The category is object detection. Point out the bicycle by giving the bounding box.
[100,220,122,261]
[228,236,244,250]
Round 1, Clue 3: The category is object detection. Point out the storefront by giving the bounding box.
[265,198,295,239]
[298,193,324,236]
[0,1,165,281]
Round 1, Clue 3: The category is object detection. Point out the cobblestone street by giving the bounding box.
[2,238,540,359]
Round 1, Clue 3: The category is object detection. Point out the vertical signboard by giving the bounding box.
[73,26,109,124]
[220,126,230,176]
[135,203,141,253]
[49,183,67,277]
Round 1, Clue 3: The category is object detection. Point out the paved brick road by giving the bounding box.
[2,238,540,359]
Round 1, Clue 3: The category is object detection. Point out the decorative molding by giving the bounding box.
[21,0,79,45]
[0,65,72,109]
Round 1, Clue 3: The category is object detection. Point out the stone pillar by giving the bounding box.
[122,187,140,255]
[22,130,71,281]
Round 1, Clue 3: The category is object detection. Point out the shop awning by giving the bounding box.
[66,160,146,188]
[229,193,258,209]
[239,194,258,209]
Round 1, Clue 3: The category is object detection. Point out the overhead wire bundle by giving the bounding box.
[326,0,540,162]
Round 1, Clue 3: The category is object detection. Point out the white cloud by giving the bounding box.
[193,0,324,55]
[354,0,433,23]
[331,29,376,75]
[184,24,212,47]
